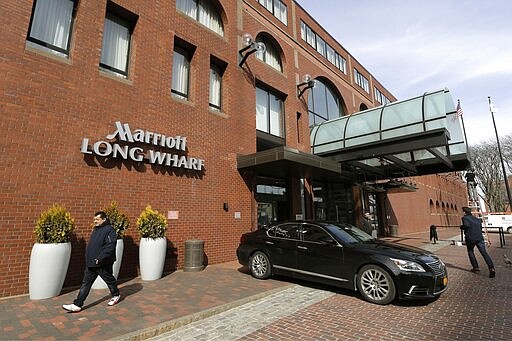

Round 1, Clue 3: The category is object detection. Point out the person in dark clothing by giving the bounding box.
[62,211,120,312]
[429,224,438,244]
[460,207,496,278]
[361,212,373,235]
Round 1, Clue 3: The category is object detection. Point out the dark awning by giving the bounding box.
[237,146,354,183]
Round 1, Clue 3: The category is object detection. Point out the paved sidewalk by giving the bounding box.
[1,226,510,340]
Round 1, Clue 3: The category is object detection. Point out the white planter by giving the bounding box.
[29,242,71,300]
[92,239,124,290]
[139,237,167,281]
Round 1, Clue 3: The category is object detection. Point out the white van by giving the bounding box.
[482,214,512,234]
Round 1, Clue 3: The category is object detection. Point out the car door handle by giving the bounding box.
[297,246,308,250]
[265,241,274,245]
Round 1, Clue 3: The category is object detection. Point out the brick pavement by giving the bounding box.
[1,227,511,340]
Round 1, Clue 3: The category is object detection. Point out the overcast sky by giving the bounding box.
[296,0,512,145]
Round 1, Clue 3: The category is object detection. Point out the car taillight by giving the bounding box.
[240,234,247,244]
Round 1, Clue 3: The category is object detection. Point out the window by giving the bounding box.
[27,0,76,56]
[300,21,347,75]
[374,87,390,105]
[100,6,137,77]
[268,223,299,240]
[302,224,333,243]
[172,47,191,99]
[316,36,326,57]
[209,64,222,110]
[308,79,343,127]
[256,36,282,72]
[176,0,224,36]
[257,0,287,25]
[256,87,284,137]
[354,68,369,93]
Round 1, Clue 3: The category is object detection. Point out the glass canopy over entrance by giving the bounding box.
[310,88,470,183]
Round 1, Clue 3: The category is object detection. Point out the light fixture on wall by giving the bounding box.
[238,33,266,67]
[297,74,317,98]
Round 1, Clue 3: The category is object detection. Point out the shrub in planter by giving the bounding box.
[34,204,75,243]
[137,205,168,280]
[137,205,167,239]
[30,204,75,299]
[104,201,130,239]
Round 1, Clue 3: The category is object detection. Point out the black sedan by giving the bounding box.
[237,221,448,305]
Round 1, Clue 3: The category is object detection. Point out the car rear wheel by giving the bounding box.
[507,227,512,234]
[357,264,396,305]
[250,251,271,279]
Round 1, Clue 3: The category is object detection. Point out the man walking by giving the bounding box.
[460,206,496,278]
[62,211,120,312]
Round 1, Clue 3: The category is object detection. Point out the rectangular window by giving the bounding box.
[100,12,132,76]
[256,87,284,137]
[337,54,347,74]
[27,0,75,56]
[177,0,224,35]
[316,36,326,57]
[209,64,222,110]
[172,47,191,99]
[257,0,287,25]
[354,69,369,93]
[300,21,306,41]
[374,87,390,105]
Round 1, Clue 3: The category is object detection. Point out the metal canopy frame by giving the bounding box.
[310,88,470,182]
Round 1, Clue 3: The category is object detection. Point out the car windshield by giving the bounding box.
[323,223,374,244]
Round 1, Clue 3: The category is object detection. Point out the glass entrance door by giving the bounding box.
[257,202,275,229]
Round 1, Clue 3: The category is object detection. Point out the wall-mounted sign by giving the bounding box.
[81,121,205,171]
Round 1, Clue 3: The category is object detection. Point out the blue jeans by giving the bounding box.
[73,264,119,307]
[466,240,494,270]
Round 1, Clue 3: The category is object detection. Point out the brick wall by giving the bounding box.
[0,0,466,298]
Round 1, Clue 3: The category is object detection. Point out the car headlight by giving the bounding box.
[390,258,426,272]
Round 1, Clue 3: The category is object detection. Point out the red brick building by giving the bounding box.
[0,0,468,298]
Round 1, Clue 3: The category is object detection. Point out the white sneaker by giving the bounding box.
[108,295,120,306]
[62,303,81,312]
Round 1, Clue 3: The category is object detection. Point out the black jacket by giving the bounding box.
[85,221,117,267]
[461,213,484,242]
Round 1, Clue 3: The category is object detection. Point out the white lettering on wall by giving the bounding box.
[82,121,204,171]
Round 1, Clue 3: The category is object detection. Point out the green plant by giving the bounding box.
[34,204,75,243]
[136,205,167,239]
[104,201,130,239]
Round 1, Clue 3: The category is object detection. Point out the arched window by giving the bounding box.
[429,199,434,214]
[308,79,344,127]
[176,0,224,36]
[256,35,282,72]
[359,103,368,111]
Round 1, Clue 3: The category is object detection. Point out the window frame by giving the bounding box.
[256,86,285,138]
[99,8,138,78]
[172,46,192,100]
[255,36,283,72]
[257,0,288,26]
[209,62,223,111]
[176,0,224,36]
[26,0,77,56]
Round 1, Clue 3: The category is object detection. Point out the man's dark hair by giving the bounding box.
[95,211,107,220]
[462,207,472,214]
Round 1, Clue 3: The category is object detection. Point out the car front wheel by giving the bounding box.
[357,264,396,305]
[250,251,271,279]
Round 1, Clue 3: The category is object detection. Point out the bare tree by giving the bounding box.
[502,134,512,174]
[467,140,507,211]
